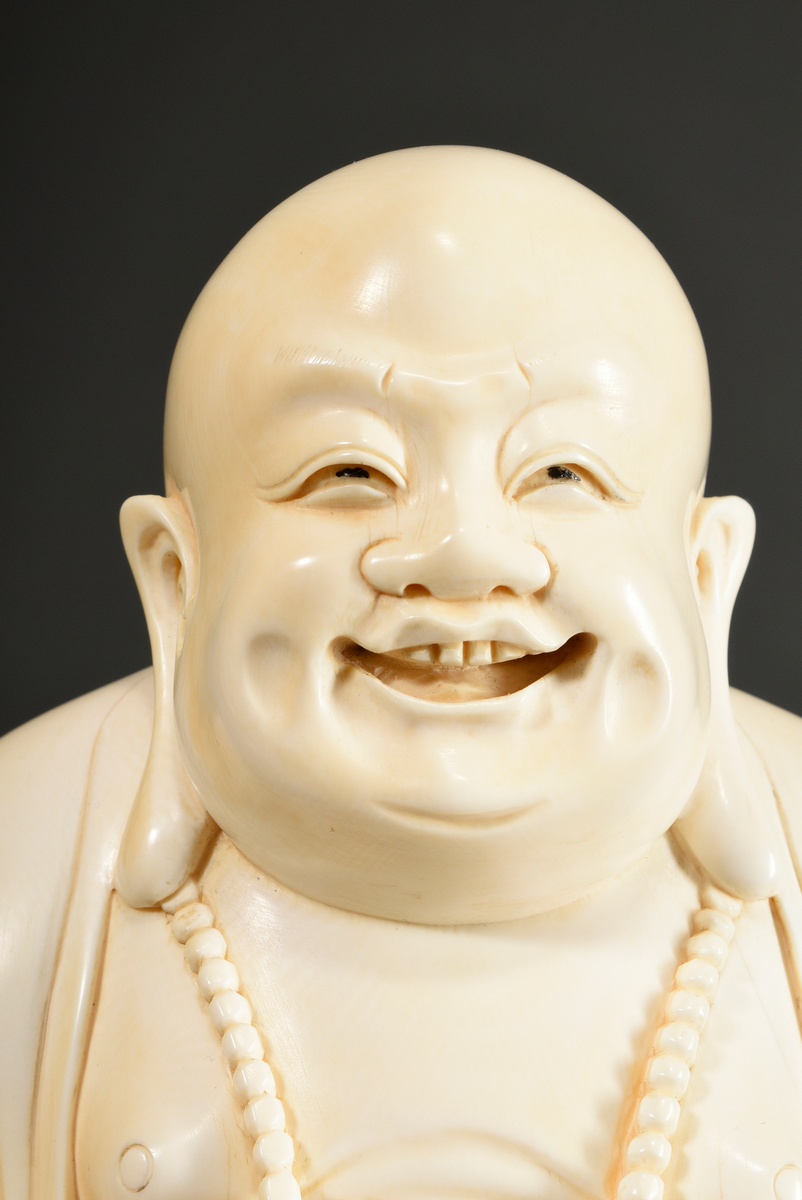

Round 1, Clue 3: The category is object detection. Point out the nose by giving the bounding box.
[361,525,551,600]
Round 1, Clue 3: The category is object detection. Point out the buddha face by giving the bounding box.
[168,148,714,922]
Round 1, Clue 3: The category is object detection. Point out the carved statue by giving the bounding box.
[1,147,800,1200]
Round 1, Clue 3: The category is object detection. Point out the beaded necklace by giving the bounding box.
[163,881,742,1200]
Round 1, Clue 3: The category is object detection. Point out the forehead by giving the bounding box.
[202,155,691,356]
[166,150,710,489]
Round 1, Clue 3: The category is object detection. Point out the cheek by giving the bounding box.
[189,513,379,714]
[602,650,672,748]
[541,511,695,633]
[600,575,706,748]
[243,512,379,640]
[542,515,708,737]
[227,510,375,628]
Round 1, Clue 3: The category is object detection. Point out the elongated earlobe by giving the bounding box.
[116,494,216,908]
[674,495,782,901]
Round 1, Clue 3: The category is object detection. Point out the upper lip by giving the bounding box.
[348,615,570,658]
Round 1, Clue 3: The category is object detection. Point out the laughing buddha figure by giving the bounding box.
[1,147,801,1200]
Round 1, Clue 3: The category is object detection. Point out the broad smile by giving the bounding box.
[336,633,595,703]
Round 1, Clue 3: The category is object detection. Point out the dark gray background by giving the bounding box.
[3,4,800,734]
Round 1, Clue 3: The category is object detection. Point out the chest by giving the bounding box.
[75,886,802,1200]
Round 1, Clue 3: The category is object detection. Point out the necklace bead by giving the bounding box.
[167,893,300,1198]
[198,956,240,999]
[258,1170,302,1200]
[635,1093,680,1135]
[625,1131,672,1174]
[617,1171,665,1200]
[664,988,709,1030]
[614,885,741,1198]
[234,1059,278,1102]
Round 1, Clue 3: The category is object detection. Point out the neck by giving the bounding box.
[202,829,700,942]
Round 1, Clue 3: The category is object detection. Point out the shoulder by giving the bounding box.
[0,670,154,854]
[0,672,154,1200]
[732,687,802,858]
[0,668,154,941]
[732,688,802,795]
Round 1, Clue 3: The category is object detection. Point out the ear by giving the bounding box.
[674,495,782,901]
[691,494,754,657]
[115,494,216,908]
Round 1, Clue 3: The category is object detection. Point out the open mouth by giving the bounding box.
[336,633,595,703]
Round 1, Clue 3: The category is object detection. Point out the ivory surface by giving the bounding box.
[1,147,800,1200]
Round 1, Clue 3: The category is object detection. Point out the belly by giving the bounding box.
[75,891,802,1200]
[73,894,592,1200]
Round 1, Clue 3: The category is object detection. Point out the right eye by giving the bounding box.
[293,463,397,508]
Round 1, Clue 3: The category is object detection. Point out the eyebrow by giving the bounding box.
[253,403,408,497]
[500,401,642,499]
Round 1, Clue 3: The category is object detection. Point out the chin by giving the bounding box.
[176,638,709,923]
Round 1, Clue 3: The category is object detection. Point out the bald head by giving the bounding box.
[146,150,731,922]
[164,147,710,498]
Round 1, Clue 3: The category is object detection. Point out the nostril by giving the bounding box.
[362,535,551,601]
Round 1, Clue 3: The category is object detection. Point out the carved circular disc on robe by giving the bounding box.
[118,1143,155,1192]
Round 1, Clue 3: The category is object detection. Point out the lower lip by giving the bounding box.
[334,633,595,705]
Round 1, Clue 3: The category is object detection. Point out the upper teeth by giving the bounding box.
[391,641,529,667]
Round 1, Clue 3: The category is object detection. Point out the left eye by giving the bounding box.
[514,463,598,500]
[335,467,370,479]
[545,465,581,482]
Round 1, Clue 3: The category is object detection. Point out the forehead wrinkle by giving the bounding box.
[272,343,391,378]
[514,356,534,391]
[384,359,531,413]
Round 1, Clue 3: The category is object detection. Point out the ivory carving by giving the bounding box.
[1,147,800,1200]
